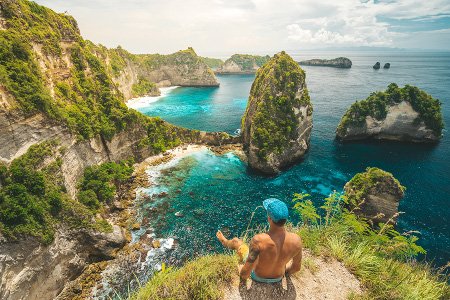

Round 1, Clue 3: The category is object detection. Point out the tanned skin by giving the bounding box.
[216,216,302,279]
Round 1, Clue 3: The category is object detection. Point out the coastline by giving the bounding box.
[83,143,243,298]
[125,86,180,109]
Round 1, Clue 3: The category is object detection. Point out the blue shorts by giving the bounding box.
[250,270,283,283]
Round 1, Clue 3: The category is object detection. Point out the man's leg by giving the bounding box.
[216,230,243,250]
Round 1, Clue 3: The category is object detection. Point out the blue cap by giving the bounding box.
[263,198,289,222]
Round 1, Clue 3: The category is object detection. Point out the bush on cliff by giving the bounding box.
[0,141,64,243]
[77,160,134,210]
[337,83,444,137]
[295,191,448,299]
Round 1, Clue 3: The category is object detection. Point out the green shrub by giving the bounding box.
[0,141,63,243]
[77,160,134,211]
[131,78,158,97]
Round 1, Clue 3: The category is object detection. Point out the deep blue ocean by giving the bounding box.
[133,51,450,267]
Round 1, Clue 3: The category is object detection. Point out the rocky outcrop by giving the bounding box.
[384,63,391,69]
[0,225,126,300]
[373,62,380,69]
[241,52,313,174]
[344,167,405,224]
[336,83,443,142]
[299,57,352,68]
[216,54,270,74]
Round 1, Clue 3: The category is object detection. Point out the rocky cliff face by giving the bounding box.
[337,84,443,142]
[241,52,313,174]
[344,167,405,224]
[299,57,352,68]
[216,54,270,74]
[108,47,219,100]
[0,225,126,300]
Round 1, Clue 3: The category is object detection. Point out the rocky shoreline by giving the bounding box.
[54,143,245,299]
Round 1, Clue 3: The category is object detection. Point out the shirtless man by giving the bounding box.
[216,198,302,283]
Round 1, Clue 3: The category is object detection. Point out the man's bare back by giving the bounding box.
[216,198,302,281]
[249,231,302,279]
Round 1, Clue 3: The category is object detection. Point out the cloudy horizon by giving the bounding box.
[34,0,450,56]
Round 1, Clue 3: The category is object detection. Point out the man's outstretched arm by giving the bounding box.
[239,237,260,279]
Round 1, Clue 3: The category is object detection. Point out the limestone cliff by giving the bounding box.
[299,57,352,68]
[98,47,220,100]
[344,167,405,224]
[216,54,270,74]
[241,52,313,174]
[336,83,443,142]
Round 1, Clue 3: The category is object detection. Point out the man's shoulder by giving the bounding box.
[286,232,303,248]
[252,233,270,242]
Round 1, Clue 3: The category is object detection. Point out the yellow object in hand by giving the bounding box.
[237,244,249,263]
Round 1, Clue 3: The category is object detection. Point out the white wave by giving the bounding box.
[126,86,179,109]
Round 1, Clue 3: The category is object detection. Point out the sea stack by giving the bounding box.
[373,62,381,69]
[299,57,352,68]
[344,167,405,224]
[241,51,313,175]
[384,63,391,69]
[336,83,444,142]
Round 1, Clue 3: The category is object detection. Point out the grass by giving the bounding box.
[129,255,237,300]
[297,200,449,299]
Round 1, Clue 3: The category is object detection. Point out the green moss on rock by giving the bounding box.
[345,167,405,207]
[131,78,159,97]
[241,51,313,174]
[337,83,444,138]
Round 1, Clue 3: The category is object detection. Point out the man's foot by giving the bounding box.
[216,230,228,246]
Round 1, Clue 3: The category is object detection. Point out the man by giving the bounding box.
[216,198,302,283]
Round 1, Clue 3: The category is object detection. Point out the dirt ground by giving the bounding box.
[223,250,362,300]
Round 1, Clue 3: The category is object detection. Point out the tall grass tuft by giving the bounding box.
[128,255,236,300]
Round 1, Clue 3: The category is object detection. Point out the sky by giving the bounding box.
[33,0,450,56]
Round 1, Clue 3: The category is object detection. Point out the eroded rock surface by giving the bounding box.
[344,167,405,224]
[336,83,443,142]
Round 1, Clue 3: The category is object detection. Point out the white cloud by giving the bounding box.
[33,0,450,54]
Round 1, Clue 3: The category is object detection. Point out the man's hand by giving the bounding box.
[238,264,244,275]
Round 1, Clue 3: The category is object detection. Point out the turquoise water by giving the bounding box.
[135,51,450,267]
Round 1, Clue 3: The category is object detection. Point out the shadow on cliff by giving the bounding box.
[237,276,297,300]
